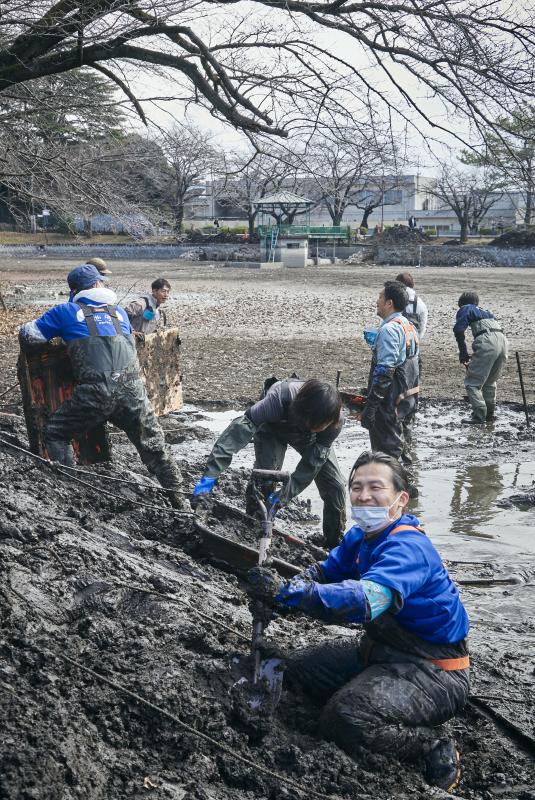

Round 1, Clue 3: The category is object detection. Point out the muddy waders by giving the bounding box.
[285,615,469,791]
[463,321,508,423]
[45,304,183,506]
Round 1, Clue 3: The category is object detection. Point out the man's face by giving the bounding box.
[376,289,392,319]
[350,462,408,513]
[153,286,170,306]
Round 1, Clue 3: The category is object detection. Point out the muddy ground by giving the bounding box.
[0,260,534,405]
[1,259,535,799]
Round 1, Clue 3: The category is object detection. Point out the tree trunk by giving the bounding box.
[174,202,184,233]
[524,188,533,225]
[359,206,373,228]
[460,219,469,244]
[332,212,343,226]
[248,211,256,239]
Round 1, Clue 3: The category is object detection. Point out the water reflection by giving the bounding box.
[449,463,503,539]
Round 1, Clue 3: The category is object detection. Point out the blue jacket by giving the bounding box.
[21,288,131,344]
[374,312,418,369]
[453,304,495,362]
[276,514,469,645]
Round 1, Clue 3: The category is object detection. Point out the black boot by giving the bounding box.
[486,404,496,422]
[424,738,461,792]
[154,459,190,511]
[461,415,485,425]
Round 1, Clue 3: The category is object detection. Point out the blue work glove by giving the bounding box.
[193,476,217,496]
[191,476,217,509]
[267,491,282,508]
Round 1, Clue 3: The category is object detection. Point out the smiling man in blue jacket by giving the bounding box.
[19,264,185,507]
[248,450,470,792]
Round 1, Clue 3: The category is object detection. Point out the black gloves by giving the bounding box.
[247,566,283,630]
[360,403,376,430]
[247,566,282,604]
[361,366,395,429]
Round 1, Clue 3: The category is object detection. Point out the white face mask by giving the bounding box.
[350,493,402,533]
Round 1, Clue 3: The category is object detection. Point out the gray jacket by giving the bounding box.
[124,293,165,335]
[203,379,344,499]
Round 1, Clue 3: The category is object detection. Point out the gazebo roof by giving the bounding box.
[253,191,313,207]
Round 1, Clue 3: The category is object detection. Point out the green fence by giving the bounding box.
[258,224,349,238]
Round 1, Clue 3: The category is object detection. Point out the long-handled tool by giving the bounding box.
[249,469,290,692]
[515,351,530,428]
[232,468,290,713]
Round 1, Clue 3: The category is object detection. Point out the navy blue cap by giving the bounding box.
[67,264,107,291]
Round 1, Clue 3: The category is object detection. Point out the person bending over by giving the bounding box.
[192,377,346,548]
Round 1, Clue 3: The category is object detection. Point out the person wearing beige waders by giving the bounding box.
[453,291,508,424]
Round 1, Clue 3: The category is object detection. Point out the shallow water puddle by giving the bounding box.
[179,404,535,566]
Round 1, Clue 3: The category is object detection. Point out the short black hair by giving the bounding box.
[152,278,171,291]
[291,379,342,429]
[458,291,479,308]
[395,272,414,289]
[383,280,409,312]
[348,450,409,493]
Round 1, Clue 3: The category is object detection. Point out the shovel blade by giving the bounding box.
[231,656,284,713]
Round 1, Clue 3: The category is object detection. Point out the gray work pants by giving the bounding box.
[45,373,181,490]
[251,426,346,548]
[286,637,469,761]
[465,331,508,421]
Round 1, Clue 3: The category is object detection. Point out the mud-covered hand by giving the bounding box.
[247,566,282,604]
[360,402,376,430]
[361,366,394,429]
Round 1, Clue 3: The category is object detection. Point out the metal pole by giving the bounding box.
[336,370,342,388]
[515,351,530,427]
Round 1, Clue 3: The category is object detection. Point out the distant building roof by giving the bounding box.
[253,191,313,206]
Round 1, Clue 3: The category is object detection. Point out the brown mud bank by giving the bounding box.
[1,402,534,800]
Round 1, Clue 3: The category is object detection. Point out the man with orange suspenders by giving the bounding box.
[361,280,419,475]
[248,451,470,792]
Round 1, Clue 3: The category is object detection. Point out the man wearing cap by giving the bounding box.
[124,278,171,338]
[67,259,112,302]
[20,265,185,508]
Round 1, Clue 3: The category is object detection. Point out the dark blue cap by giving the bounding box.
[67,264,107,291]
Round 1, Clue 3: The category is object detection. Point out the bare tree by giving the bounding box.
[1,2,535,141]
[425,164,504,243]
[156,124,223,233]
[217,151,288,238]
[289,119,403,228]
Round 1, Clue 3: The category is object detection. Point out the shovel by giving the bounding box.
[232,468,290,714]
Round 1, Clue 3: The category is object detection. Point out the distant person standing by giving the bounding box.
[408,215,417,230]
[124,278,170,339]
[213,218,220,230]
[396,272,428,340]
[395,272,427,443]
[453,291,508,425]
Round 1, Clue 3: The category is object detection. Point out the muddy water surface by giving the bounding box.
[183,401,535,565]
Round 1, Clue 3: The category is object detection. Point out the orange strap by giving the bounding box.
[431,655,470,671]
[392,316,419,350]
[388,524,426,536]
[396,385,420,405]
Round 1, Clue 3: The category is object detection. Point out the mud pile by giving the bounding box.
[490,229,535,248]
[1,407,535,800]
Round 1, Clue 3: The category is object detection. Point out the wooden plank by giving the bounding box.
[136,326,183,415]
